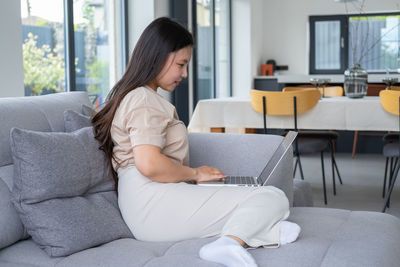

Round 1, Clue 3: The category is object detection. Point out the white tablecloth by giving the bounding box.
[188,96,398,132]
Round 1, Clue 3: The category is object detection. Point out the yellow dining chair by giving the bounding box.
[380,90,400,212]
[283,86,343,183]
[283,86,344,97]
[352,86,389,158]
[250,89,343,204]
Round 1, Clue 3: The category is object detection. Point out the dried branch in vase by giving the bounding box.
[345,0,400,67]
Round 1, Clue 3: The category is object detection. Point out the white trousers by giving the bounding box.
[117,165,290,247]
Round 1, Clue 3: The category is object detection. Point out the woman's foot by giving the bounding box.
[280,221,301,245]
[199,236,258,267]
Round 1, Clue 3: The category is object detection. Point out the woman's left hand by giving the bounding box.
[193,166,226,183]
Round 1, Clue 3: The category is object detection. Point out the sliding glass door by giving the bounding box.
[194,0,231,103]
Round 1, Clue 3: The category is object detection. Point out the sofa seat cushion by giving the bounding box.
[10,127,133,257]
[253,207,400,267]
[0,240,62,267]
[1,207,399,267]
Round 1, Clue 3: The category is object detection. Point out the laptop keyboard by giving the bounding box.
[224,176,257,185]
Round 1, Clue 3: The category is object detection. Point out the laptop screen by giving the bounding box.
[257,131,297,185]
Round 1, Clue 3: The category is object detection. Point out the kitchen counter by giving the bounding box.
[255,74,400,83]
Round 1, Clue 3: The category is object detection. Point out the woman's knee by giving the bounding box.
[251,188,290,216]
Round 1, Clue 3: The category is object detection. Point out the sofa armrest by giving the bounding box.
[188,133,294,206]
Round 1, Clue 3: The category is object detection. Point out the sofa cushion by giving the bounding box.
[0,92,91,167]
[0,170,28,249]
[81,104,95,117]
[10,127,133,257]
[2,208,400,267]
[293,179,313,207]
[64,110,92,132]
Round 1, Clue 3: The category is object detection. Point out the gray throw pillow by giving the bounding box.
[64,110,92,132]
[10,127,133,257]
[81,104,95,117]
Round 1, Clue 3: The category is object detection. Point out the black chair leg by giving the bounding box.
[387,158,398,208]
[382,159,400,212]
[383,157,389,198]
[293,157,298,177]
[321,151,327,205]
[329,139,343,185]
[333,157,343,185]
[391,158,399,205]
[297,153,305,180]
[331,142,336,195]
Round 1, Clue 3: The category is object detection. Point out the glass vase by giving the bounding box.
[344,64,368,98]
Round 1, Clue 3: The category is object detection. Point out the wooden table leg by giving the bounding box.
[210,127,225,133]
[245,128,257,134]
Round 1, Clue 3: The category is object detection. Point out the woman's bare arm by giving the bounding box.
[133,144,226,183]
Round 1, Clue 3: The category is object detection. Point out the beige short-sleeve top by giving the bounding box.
[110,86,189,171]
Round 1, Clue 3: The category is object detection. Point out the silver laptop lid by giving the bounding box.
[257,131,297,185]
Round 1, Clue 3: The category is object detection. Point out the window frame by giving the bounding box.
[191,0,232,106]
[310,12,400,74]
[309,15,348,74]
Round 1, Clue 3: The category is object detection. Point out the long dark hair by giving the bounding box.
[92,17,194,187]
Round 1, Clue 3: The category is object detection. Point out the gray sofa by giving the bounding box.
[1,92,400,267]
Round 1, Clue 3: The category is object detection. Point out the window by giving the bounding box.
[194,0,231,103]
[21,0,127,107]
[73,0,118,105]
[21,0,65,96]
[215,0,231,98]
[310,13,400,74]
[196,0,213,100]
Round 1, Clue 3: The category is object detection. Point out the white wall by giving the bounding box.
[231,0,265,97]
[0,0,24,97]
[250,0,264,83]
[232,0,251,97]
[261,0,400,75]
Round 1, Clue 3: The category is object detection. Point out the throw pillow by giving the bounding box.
[64,110,92,132]
[81,104,95,117]
[10,127,133,257]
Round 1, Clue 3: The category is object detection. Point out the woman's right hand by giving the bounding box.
[193,166,226,183]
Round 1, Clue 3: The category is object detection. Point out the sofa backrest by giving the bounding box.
[189,132,294,206]
[0,92,91,249]
[0,92,91,167]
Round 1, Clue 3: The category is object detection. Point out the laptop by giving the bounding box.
[197,131,297,187]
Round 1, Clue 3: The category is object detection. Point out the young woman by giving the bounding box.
[92,17,300,267]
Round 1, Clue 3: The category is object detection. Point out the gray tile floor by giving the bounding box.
[295,153,400,218]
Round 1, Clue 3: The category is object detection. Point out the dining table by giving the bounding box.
[187,96,398,133]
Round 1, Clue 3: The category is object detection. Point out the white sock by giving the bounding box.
[199,236,258,267]
[279,221,301,245]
